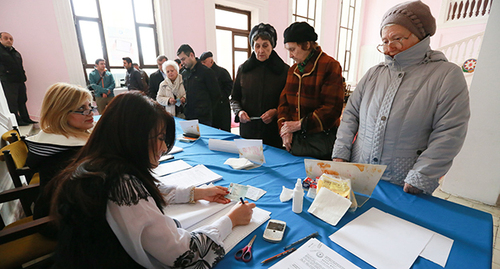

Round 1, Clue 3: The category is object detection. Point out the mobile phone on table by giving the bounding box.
[263,219,286,243]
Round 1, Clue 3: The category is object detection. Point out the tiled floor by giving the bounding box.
[432,188,499,268]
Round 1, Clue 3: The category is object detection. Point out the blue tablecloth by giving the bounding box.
[170,119,492,268]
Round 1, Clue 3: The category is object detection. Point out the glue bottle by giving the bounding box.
[292,178,303,214]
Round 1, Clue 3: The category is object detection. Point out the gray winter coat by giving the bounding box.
[332,37,470,194]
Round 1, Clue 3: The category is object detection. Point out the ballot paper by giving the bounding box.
[157,164,222,187]
[169,146,184,154]
[209,139,239,154]
[234,139,265,164]
[153,160,191,177]
[269,238,360,269]
[329,207,453,269]
[225,183,249,200]
[308,188,352,226]
[245,185,266,201]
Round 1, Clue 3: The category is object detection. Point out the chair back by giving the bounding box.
[1,127,20,147]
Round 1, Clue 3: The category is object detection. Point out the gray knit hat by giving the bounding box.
[380,0,436,40]
[249,23,278,48]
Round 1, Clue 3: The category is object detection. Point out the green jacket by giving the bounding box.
[89,69,115,97]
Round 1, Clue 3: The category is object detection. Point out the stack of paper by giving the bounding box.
[329,208,453,268]
[153,160,191,177]
[157,164,223,187]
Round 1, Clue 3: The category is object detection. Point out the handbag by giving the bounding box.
[290,128,337,160]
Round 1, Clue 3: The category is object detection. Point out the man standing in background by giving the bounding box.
[123,57,144,92]
[0,32,37,126]
[148,55,167,99]
[89,58,115,114]
[177,44,221,127]
[200,51,232,132]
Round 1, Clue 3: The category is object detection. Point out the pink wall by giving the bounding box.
[170,0,207,57]
[319,0,340,57]
[268,0,290,60]
[0,0,70,120]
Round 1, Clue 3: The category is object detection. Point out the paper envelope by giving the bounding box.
[304,159,387,206]
[179,120,200,137]
[234,139,265,165]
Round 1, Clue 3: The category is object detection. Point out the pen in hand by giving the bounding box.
[240,197,245,204]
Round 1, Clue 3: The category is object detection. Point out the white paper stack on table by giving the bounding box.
[329,207,453,269]
[157,164,223,187]
[166,200,271,252]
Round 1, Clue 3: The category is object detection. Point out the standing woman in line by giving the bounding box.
[277,22,344,160]
[231,23,289,148]
[157,60,186,117]
[49,91,255,268]
[26,82,94,219]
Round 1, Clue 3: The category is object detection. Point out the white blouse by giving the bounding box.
[157,74,186,116]
[106,183,233,268]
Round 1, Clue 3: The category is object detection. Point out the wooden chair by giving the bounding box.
[0,138,40,217]
[0,184,56,269]
[1,127,20,147]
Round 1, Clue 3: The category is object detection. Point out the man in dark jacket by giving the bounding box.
[0,32,37,126]
[122,57,145,93]
[148,55,167,100]
[200,51,232,132]
[177,45,221,127]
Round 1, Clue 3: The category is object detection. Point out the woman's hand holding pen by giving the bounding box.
[227,199,256,228]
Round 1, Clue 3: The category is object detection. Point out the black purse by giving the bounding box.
[290,128,337,160]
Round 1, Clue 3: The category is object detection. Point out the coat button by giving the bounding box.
[373,158,378,162]
[398,73,403,78]
[381,116,387,121]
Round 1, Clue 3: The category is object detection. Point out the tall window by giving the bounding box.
[215,5,251,79]
[70,0,159,82]
[337,0,359,82]
[292,0,317,26]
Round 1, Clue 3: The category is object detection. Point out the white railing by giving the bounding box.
[437,31,484,67]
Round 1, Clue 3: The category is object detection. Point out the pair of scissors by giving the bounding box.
[235,235,256,262]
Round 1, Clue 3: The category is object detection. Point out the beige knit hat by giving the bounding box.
[380,0,436,40]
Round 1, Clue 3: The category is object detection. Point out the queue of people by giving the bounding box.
[5,1,471,267]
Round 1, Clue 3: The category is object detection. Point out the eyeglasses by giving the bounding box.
[70,106,94,116]
[377,34,412,53]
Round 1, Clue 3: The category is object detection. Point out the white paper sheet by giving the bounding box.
[157,164,222,187]
[329,208,435,269]
[308,188,352,226]
[179,119,200,136]
[269,238,360,269]
[169,146,184,154]
[420,232,454,267]
[165,200,233,229]
[209,139,239,154]
[153,160,192,177]
[224,158,255,170]
[245,185,266,201]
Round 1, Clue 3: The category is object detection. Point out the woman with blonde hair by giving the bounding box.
[26,82,94,219]
[157,60,186,117]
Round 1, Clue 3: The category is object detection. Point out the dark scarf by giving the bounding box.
[240,50,287,75]
[297,49,316,73]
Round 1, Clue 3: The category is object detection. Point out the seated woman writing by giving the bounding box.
[49,91,255,268]
[25,82,94,219]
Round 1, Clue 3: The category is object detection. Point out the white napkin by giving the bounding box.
[280,186,294,202]
[224,158,255,170]
[308,187,352,226]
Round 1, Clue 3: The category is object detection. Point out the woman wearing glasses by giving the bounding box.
[332,1,470,195]
[49,91,255,268]
[26,82,94,219]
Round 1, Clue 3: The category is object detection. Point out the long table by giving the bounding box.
[171,119,492,268]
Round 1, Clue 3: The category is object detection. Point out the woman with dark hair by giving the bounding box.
[50,91,255,268]
[231,23,289,148]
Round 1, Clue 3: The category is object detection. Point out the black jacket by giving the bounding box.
[231,50,289,148]
[181,60,222,126]
[0,43,27,83]
[125,67,144,92]
[211,63,232,99]
[148,69,164,99]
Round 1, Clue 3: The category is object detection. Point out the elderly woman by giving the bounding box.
[25,82,94,219]
[332,1,470,195]
[157,60,186,117]
[231,23,289,148]
[277,22,344,159]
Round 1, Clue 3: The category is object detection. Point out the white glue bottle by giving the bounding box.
[292,178,303,214]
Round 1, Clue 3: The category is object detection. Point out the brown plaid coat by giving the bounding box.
[277,47,343,134]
